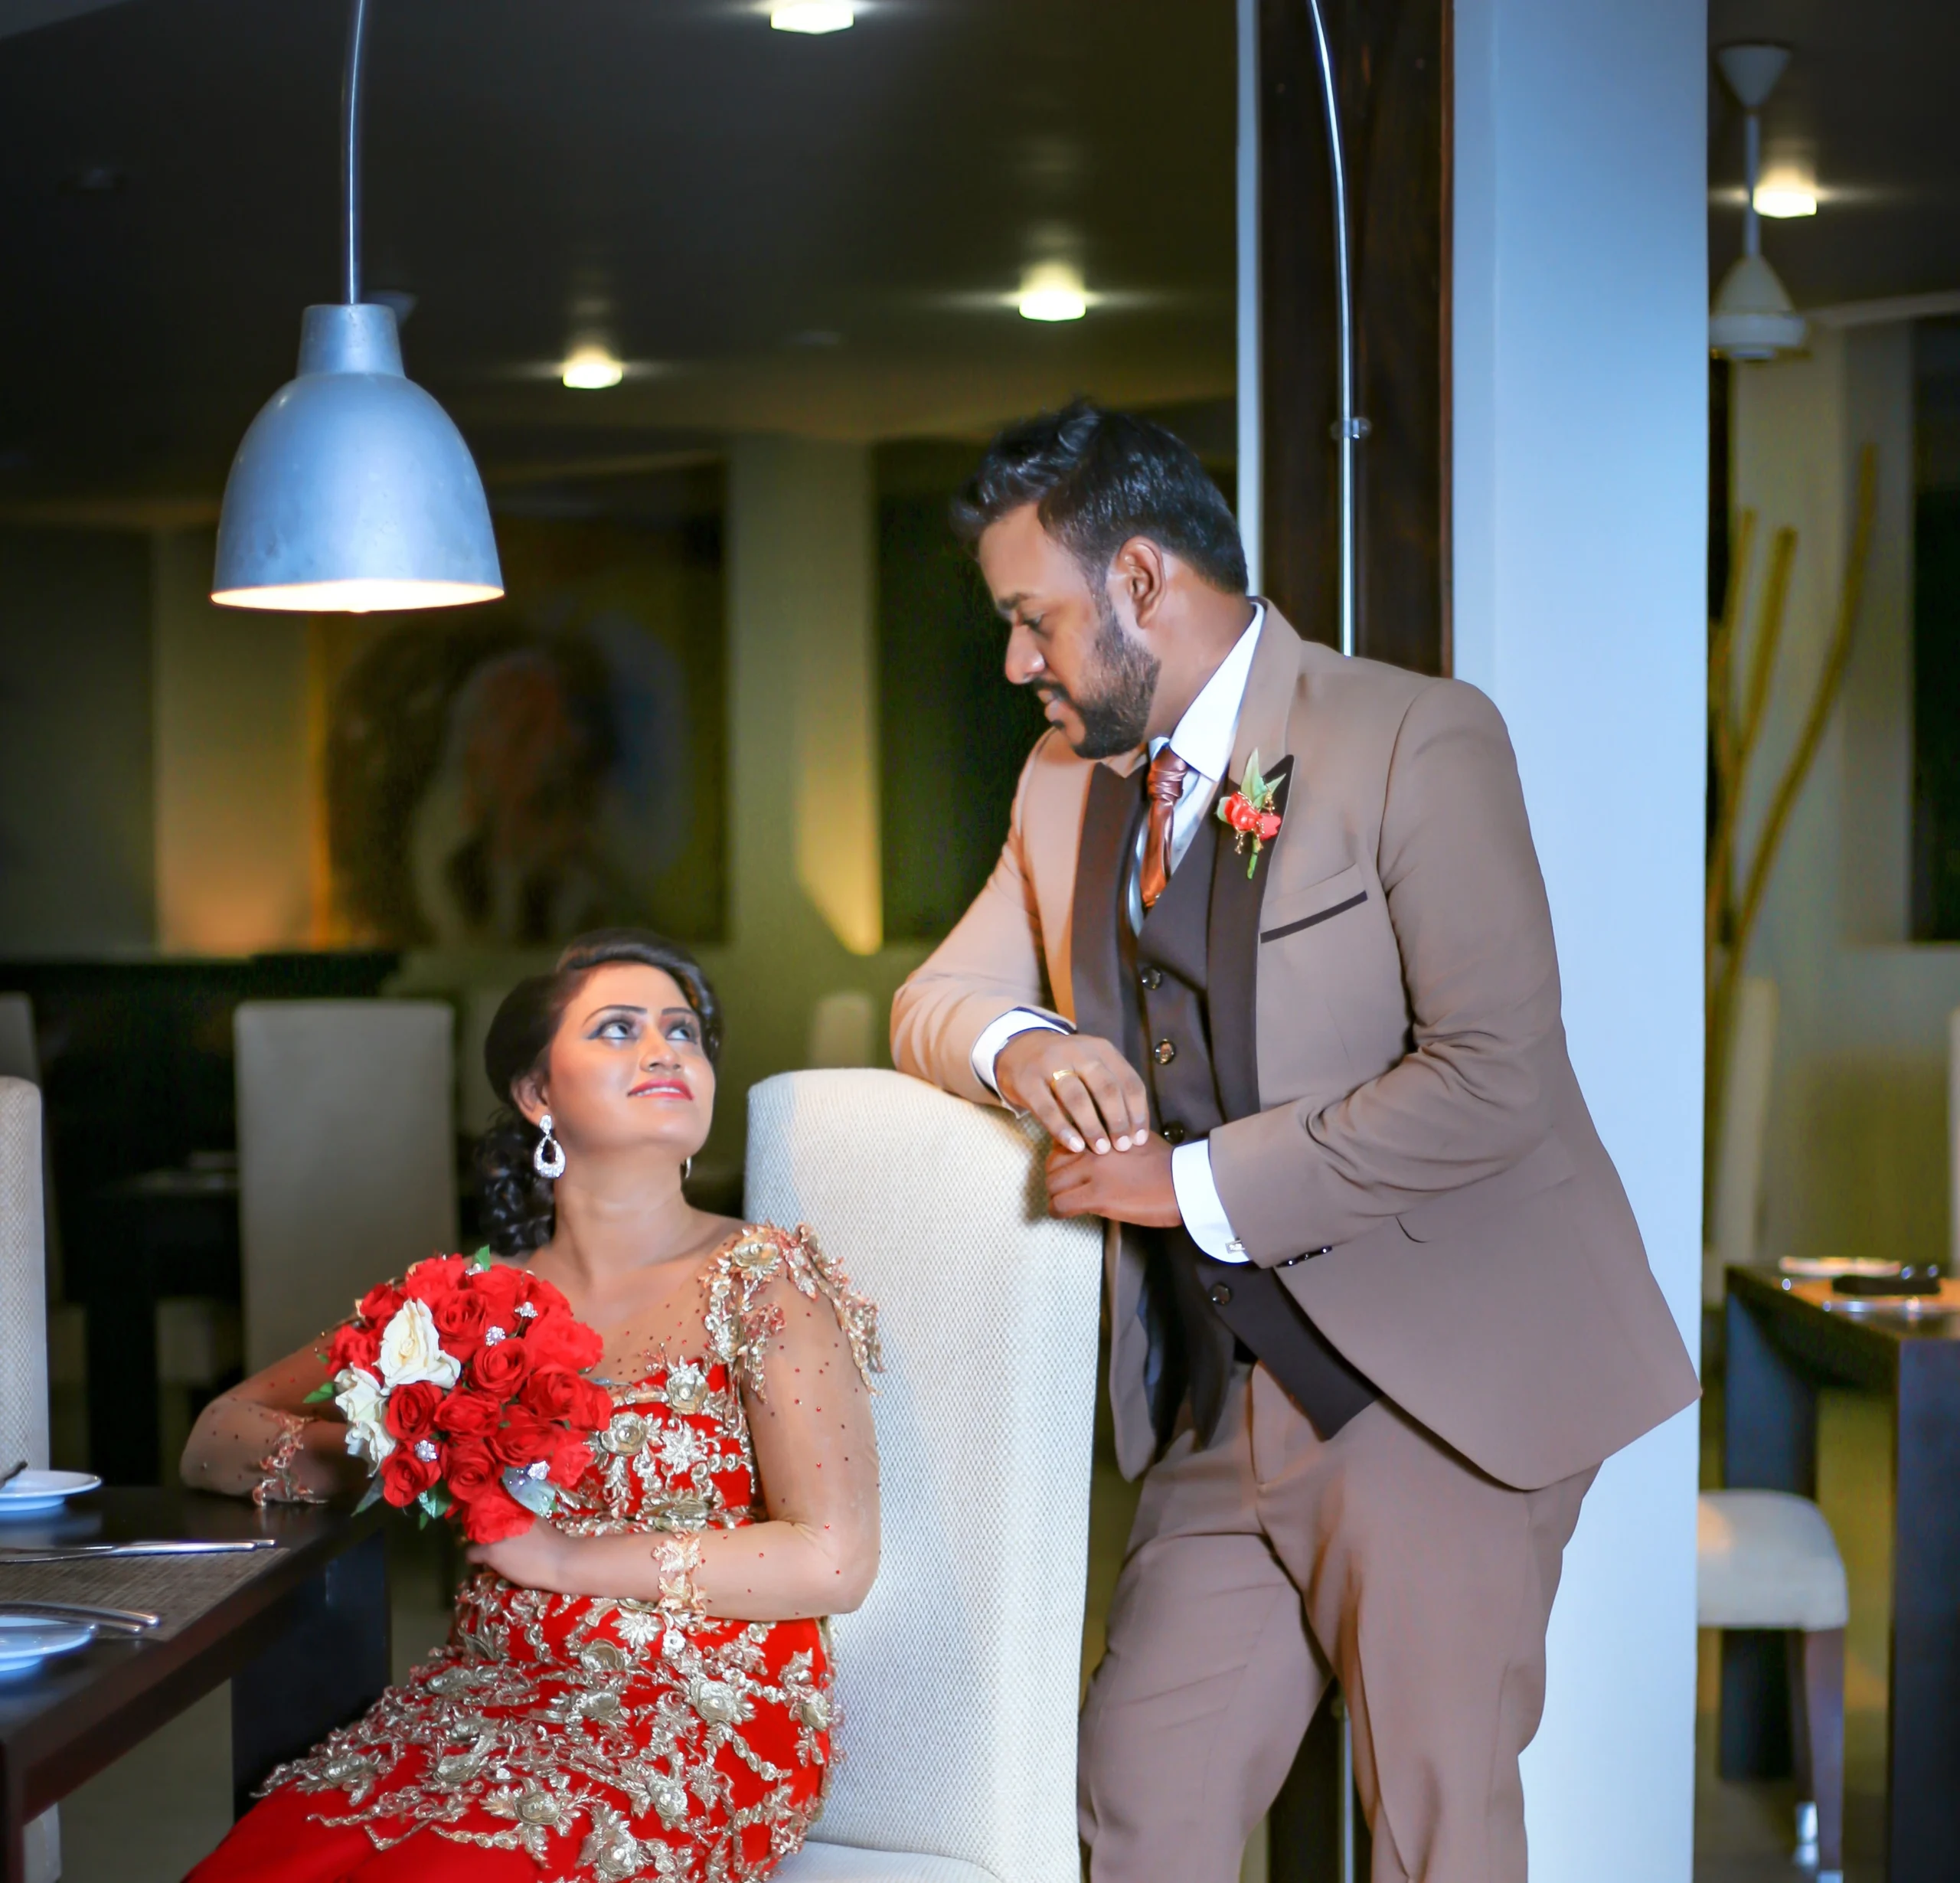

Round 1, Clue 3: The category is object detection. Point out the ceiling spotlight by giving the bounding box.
[560,346,626,391]
[1753,175,1818,219]
[1017,263,1089,323]
[1710,44,1807,362]
[771,2,854,32]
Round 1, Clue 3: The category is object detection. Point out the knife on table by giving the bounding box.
[0,1539,281,1563]
[0,1600,162,1632]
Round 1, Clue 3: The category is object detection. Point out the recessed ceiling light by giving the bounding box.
[1017,263,1089,323]
[771,2,854,33]
[561,346,626,391]
[1753,179,1818,219]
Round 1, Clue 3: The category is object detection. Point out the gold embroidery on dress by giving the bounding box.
[260,1222,877,1882]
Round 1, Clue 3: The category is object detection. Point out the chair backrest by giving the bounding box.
[236,1002,457,1370]
[0,1076,49,1473]
[745,1069,1101,1883]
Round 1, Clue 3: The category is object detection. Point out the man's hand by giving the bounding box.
[1046,1133,1182,1228]
[996,1028,1151,1155]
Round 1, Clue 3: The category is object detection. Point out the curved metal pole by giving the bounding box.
[341,0,371,305]
[1302,0,1362,657]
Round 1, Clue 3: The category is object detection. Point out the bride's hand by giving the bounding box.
[468,1522,580,1593]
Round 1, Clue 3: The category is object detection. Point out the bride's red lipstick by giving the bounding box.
[627,1077,691,1099]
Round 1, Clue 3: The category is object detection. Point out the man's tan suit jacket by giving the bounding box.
[892,606,1699,1489]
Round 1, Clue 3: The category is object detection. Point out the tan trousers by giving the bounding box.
[1079,1365,1594,1883]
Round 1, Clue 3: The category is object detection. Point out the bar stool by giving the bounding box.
[1697,1489,1847,1881]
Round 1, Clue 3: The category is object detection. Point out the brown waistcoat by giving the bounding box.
[1084,762,1377,1449]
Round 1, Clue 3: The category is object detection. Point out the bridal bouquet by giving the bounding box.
[310,1251,611,1543]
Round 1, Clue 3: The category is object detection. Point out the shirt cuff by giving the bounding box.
[970,1009,1073,1099]
[1172,1140,1250,1262]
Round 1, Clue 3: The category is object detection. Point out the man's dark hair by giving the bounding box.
[950,399,1249,595]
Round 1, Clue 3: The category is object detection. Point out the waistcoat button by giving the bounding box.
[1139,966,1163,991]
[1162,1122,1187,1145]
[1152,1038,1176,1065]
[1208,1282,1233,1307]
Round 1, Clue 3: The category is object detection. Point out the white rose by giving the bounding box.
[333,1366,395,1464]
[376,1298,462,1390]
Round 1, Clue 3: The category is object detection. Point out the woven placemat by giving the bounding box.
[0,1549,284,1639]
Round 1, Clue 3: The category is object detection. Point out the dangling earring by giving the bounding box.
[533,1113,567,1180]
[682,1157,694,1182]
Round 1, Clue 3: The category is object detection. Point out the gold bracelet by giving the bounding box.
[252,1413,325,1509]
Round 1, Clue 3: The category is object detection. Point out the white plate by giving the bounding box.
[0,1613,95,1676]
[0,1470,103,1518]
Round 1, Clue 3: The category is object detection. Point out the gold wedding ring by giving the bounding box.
[1049,1067,1080,1089]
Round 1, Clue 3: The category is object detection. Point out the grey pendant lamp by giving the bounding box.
[212,0,502,611]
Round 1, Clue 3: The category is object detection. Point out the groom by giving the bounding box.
[891,403,1698,1881]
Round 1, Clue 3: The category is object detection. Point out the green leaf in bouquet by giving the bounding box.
[302,1382,337,1405]
[470,1247,495,1270]
[353,1476,385,1515]
[415,1483,452,1528]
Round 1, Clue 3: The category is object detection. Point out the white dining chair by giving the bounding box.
[2,1074,62,1883]
[1698,1488,1847,1882]
[747,1068,1102,1883]
[234,1002,457,1371]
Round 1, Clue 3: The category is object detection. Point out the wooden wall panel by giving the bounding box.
[1259,0,1450,675]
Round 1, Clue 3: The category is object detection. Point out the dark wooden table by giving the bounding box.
[1723,1266,1960,1883]
[0,1489,389,1883]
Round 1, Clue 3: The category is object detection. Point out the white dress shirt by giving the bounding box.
[972,607,1263,1262]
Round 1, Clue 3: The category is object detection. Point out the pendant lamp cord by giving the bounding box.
[341,0,371,306]
[1302,0,1362,659]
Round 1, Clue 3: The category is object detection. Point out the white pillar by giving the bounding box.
[1453,2,1706,1877]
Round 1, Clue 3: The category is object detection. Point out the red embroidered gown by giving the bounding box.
[190,1225,876,1883]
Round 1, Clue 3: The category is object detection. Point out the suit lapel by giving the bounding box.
[1070,761,1141,1049]
[1208,755,1293,1123]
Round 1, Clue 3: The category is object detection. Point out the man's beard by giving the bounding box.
[1044,591,1160,760]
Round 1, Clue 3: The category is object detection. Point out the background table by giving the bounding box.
[0,1488,388,1883]
[1723,1266,1960,1883]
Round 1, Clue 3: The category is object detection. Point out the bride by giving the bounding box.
[181,930,881,1883]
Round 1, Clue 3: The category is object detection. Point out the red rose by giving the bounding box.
[379,1446,440,1509]
[491,1406,554,1469]
[384,1381,443,1445]
[522,1309,603,1373]
[356,1280,404,1326]
[547,1430,596,1489]
[469,1337,531,1397]
[570,1378,613,1433]
[1255,811,1282,842]
[520,1367,580,1422]
[433,1289,492,1358]
[1224,796,1259,835]
[457,1483,531,1544]
[434,1388,501,1440]
[469,1263,527,1320]
[403,1255,469,1305]
[326,1321,381,1375]
[444,1437,500,1502]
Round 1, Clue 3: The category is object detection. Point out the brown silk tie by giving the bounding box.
[1138,748,1191,911]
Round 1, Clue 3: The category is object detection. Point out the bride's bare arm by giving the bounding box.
[181,1343,365,1503]
[471,1271,880,1619]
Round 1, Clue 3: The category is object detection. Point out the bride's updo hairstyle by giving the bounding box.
[475,928,724,1256]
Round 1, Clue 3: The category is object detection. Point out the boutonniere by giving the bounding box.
[1216,750,1283,878]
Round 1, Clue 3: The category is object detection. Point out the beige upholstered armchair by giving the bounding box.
[750,1070,1101,1883]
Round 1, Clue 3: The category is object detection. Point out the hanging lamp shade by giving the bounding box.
[1710,253,1807,364]
[211,303,502,611]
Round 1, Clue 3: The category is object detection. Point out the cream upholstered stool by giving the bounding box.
[746,1069,1102,1883]
[2,1076,62,1883]
[1698,1489,1848,1881]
